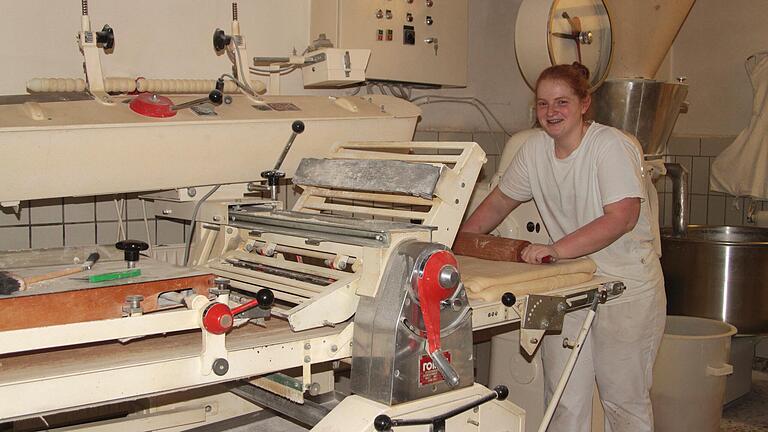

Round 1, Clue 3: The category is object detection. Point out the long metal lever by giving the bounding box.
[373,385,509,432]
[260,120,305,200]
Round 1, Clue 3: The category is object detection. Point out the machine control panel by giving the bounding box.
[310,0,468,86]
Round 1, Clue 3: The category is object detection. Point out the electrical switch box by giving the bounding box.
[310,0,468,86]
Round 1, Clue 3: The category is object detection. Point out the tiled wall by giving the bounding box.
[658,134,762,228]
[0,183,305,252]
[0,131,755,252]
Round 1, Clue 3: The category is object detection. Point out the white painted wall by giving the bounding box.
[670,0,768,136]
[0,0,764,137]
[0,0,309,95]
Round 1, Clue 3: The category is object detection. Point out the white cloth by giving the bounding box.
[499,122,661,302]
[711,55,768,199]
[542,282,666,432]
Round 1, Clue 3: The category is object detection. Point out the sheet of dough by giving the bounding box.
[457,256,597,302]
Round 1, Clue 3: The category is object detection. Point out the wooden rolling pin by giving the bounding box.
[452,233,556,263]
[452,232,531,262]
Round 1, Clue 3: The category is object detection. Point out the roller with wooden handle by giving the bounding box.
[0,252,100,295]
[452,232,555,263]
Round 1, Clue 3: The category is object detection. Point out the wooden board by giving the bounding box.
[0,274,215,331]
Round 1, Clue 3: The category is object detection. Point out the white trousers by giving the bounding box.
[542,286,666,432]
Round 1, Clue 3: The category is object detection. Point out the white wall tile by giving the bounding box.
[691,156,711,195]
[127,220,156,245]
[29,199,63,224]
[0,226,30,250]
[126,194,153,220]
[413,130,438,142]
[0,203,28,227]
[96,195,125,221]
[65,223,96,246]
[667,136,700,156]
[700,136,736,157]
[689,195,708,225]
[96,222,122,245]
[707,195,726,225]
[31,225,64,249]
[472,132,504,156]
[64,197,95,223]
[438,131,472,142]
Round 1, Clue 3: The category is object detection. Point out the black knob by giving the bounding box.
[373,414,393,431]
[96,24,115,50]
[208,89,223,105]
[256,289,275,309]
[115,240,149,263]
[291,120,305,134]
[260,170,286,186]
[501,292,516,307]
[212,358,230,376]
[213,28,232,52]
[494,385,509,401]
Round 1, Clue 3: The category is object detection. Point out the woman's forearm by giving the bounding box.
[460,187,522,234]
[552,198,640,259]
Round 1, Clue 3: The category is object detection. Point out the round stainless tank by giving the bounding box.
[661,226,768,334]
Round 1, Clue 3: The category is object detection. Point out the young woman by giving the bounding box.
[460,63,665,431]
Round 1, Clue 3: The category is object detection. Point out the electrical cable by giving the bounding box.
[231,43,255,95]
[411,95,515,135]
[220,73,254,96]
[183,185,221,266]
[249,65,299,75]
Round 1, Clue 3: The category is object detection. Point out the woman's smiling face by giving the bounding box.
[535,78,590,144]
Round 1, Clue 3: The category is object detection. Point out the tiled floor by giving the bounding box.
[721,366,768,431]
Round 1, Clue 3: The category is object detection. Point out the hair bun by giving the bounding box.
[571,62,591,81]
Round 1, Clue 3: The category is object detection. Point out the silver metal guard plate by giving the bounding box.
[351,241,474,406]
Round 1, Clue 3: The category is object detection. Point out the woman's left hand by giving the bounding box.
[520,244,559,264]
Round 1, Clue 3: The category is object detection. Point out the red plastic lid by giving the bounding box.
[129,92,176,118]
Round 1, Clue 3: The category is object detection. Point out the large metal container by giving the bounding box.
[661,226,768,334]
[590,79,688,155]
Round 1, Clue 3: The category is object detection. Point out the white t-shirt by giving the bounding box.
[499,122,662,301]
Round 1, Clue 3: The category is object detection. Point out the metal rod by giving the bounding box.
[538,297,599,432]
[665,162,689,236]
[230,382,330,428]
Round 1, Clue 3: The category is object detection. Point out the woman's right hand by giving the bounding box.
[520,243,559,264]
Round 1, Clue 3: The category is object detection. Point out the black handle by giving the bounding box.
[256,288,275,309]
[501,292,516,307]
[373,385,509,431]
[213,28,232,52]
[115,240,149,263]
[96,24,115,50]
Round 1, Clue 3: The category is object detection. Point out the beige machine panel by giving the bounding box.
[310,0,468,86]
[0,94,420,205]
